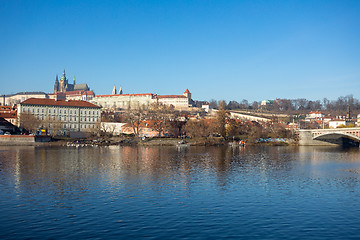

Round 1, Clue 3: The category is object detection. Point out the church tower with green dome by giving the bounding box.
[54,69,90,94]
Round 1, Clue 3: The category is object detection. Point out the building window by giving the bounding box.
[64,110,66,114]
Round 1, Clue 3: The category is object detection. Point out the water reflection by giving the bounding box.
[1,145,360,196]
[1,145,360,239]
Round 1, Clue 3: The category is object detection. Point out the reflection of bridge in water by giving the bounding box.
[299,127,360,147]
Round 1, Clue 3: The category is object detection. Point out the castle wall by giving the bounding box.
[157,97,189,108]
[92,94,154,109]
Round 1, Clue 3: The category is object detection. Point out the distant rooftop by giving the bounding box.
[4,91,47,97]
[20,98,100,108]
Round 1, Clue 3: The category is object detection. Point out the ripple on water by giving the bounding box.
[0,145,360,239]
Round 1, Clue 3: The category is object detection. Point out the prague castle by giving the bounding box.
[54,70,89,93]
[92,87,193,110]
[2,69,193,110]
[51,70,94,101]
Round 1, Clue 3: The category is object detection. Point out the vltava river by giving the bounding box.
[0,145,360,239]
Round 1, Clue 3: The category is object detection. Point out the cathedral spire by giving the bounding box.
[54,75,59,93]
[61,69,66,81]
[112,85,117,95]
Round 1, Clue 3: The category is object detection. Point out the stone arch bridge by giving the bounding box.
[299,127,360,147]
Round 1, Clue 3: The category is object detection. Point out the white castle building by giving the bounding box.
[92,87,193,110]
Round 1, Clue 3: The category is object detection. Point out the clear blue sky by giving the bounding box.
[1,0,359,102]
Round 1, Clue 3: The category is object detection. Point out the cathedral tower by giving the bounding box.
[112,85,117,95]
[54,75,59,93]
[183,89,191,99]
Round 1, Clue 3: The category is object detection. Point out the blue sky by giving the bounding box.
[1,0,359,102]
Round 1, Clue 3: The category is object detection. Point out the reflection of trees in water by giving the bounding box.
[3,145,360,204]
[106,146,236,191]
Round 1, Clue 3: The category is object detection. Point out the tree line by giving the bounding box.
[103,101,293,141]
[206,95,360,115]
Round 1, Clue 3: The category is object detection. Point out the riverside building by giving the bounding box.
[17,98,101,135]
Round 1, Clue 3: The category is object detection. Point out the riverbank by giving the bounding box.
[0,135,297,146]
[55,136,227,147]
[59,136,296,147]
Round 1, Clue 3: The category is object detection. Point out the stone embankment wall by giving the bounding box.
[0,135,51,145]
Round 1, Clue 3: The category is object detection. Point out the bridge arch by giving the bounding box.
[313,132,360,146]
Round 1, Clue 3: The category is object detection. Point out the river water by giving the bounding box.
[0,145,360,239]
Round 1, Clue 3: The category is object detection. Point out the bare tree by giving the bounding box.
[215,100,228,137]
[164,111,187,137]
[148,102,175,136]
[184,119,211,138]
[18,112,41,133]
[100,122,117,136]
[40,116,64,136]
[209,99,218,109]
[122,103,148,137]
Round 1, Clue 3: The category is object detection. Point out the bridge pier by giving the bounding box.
[299,130,338,146]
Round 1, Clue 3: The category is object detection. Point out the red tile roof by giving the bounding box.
[65,90,83,95]
[0,106,13,112]
[82,91,95,95]
[0,112,17,118]
[20,98,100,108]
[65,90,95,96]
[184,89,190,94]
